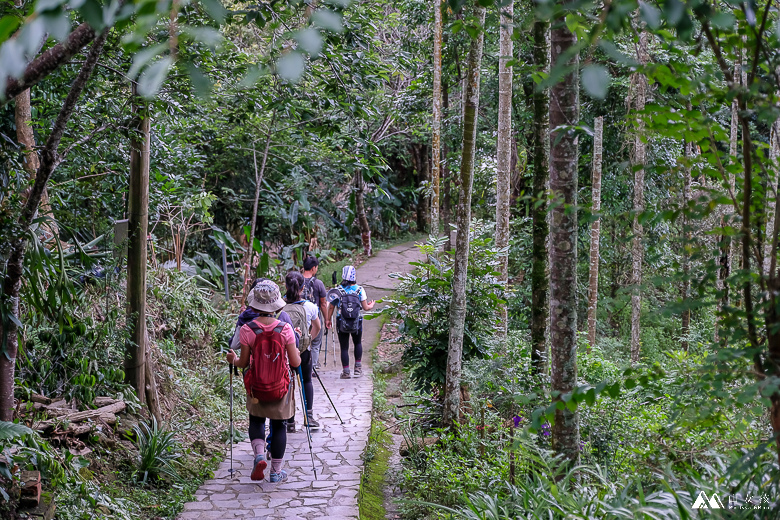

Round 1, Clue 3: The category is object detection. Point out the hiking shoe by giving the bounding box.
[340,369,350,379]
[269,470,288,483]
[354,364,362,376]
[306,413,320,429]
[286,420,296,433]
[250,454,267,481]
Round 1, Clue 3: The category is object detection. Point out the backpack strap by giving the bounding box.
[246,321,262,334]
[247,319,282,334]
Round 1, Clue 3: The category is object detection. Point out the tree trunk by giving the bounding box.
[145,356,162,423]
[443,79,453,251]
[718,51,742,342]
[355,166,372,257]
[125,82,150,403]
[242,111,276,303]
[766,119,779,277]
[682,137,692,351]
[531,17,550,374]
[0,33,107,421]
[431,0,443,238]
[443,3,485,428]
[549,4,580,465]
[587,116,603,350]
[15,89,59,241]
[630,30,649,364]
[495,0,513,340]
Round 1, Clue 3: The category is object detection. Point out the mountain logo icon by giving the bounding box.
[692,491,724,509]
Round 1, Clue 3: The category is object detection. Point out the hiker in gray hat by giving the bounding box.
[227,280,301,483]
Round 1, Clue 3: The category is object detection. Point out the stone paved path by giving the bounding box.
[179,241,424,520]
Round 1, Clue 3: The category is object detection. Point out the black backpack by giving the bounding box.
[303,276,318,304]
[338,290,362,333]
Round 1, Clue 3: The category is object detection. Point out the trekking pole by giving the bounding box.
[296,366,318,480]
[312,367,344,424]
[228,362,238,479]
[323,329,328,367]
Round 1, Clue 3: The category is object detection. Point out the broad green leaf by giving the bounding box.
[182,26,223,48]
[312,9,343,33]
[581,64,610,99]
[710,11,735,30]
[0,16,21,43]
[277,52,305,82]
[128,43,166,79]
[296,28,323,56]
[0,420,33,440]
[138,57,172,98]
[639,1,661,30]
[199,0,227,23]
[41,13,71,42]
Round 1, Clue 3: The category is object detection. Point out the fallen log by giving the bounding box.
[35,402,125,431]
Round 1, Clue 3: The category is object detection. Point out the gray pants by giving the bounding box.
[311,309,324,366]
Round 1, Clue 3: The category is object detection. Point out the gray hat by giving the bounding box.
[247,280,286,312]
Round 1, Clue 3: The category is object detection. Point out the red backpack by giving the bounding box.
[243,319,290,402]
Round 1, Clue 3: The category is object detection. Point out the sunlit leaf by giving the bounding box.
[137,57,172,98]
[276,52,305,82]
[312,9,343,33]
[581,64,610,99]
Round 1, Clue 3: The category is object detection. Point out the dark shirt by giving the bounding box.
[304,275,327,305]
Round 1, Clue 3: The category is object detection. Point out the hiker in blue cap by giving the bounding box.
[325,265,374,379]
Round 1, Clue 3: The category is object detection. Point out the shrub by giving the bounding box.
[381,222,505,391]
[131,418,182,484]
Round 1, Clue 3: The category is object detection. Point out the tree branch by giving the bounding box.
[3,22,97,103]
[21,30,108,229]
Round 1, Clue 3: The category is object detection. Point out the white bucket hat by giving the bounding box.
[247,280,286,312]
[342,265,357,282]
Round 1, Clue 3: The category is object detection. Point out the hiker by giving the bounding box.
[229,278,301,450]
[325,265,375,379]
[230,278,299,352]
[284,270,322,431]
[302,255,329,369]
[226,280,301,483]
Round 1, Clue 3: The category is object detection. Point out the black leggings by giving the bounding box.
[290,350,314,420]
[338,324,363,367]
[249,415,286,459]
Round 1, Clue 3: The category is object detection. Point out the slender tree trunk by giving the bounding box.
[15,89,59,240]
[443,3,485,428]
[355,166,372,257]
[443,79,453,251]
[495,0,513,340]
[681,137,692,351]
[242,111,276,302]
[718,49,743,342]
[630,30,649,364]
[0,33,107,421]
[587,116,603,350]
[531,16,550,374]
[125,82,150,403]
[766,119,779,277]
[431,0,443,238]
[549,3,580,465]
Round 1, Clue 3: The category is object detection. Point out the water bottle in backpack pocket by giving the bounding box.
[337,292,362,333]
[243,320,290,402]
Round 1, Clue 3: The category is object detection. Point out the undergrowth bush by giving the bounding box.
[381,223,505,391]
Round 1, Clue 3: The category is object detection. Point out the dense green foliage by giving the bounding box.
[381,227,504,391]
